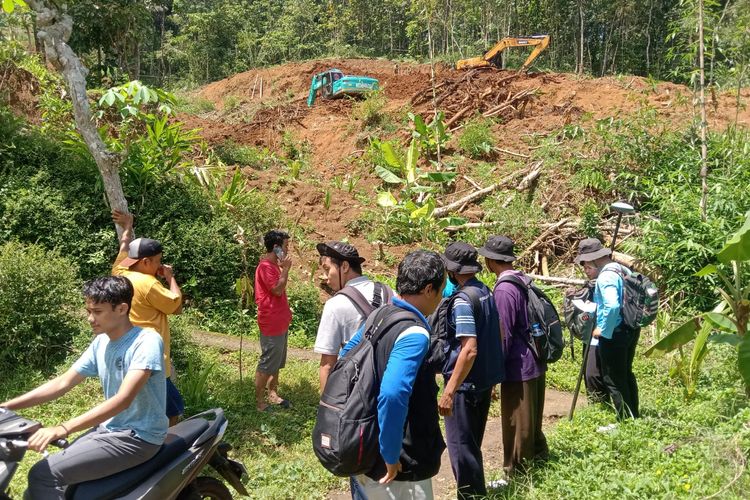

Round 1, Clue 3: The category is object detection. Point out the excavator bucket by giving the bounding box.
[456,35,550,72]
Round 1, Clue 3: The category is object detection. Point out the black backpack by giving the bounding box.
[498,274,564,363]
[335,282,393,318]
[608,265,659,329]
[426,286,484,374]
[312,306,419,477]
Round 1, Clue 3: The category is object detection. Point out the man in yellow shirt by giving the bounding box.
[112,211,183,425]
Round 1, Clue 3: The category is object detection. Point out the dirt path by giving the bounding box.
[191,329,319,361]
[327,388,582,500]
[192,329,585,499]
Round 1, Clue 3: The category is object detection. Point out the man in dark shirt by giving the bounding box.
[479,235,548,477]
[439,242,504,499]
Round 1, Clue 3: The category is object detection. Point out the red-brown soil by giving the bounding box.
[179,58,749,275]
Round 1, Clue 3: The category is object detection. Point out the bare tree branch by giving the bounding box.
[27,0,129,236]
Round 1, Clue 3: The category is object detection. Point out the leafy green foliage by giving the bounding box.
[645,212,750,397]
[351,90,389,130]
[578,200,602,238]
[458,118,495,159]
[0,242,83,371]
[287,280,323,347]
[0,110,279,317]
[215,140,279,169]
[365,136,457,244]
[409,111,449,158]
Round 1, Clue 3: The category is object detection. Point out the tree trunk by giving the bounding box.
[577,0,585,75]
[698,0,709,221]
[27,1,129,236]
[646,0,653,73]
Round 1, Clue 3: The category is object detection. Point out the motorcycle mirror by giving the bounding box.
[610,201,635,214]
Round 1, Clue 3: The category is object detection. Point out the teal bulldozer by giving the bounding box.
[307,68,379,107]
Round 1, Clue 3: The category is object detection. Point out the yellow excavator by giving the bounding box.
[456,35,550,71]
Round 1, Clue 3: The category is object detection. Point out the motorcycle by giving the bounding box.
[0,407,248,499]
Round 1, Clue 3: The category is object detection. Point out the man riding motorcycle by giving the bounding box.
[1,276,168,499]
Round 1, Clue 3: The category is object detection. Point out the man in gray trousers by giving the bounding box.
[1,276,168,499]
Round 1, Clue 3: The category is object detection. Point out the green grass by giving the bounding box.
[491,344,750,499]
[2,332,748,499]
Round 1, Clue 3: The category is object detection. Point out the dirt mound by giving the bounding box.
[1,62,41,124]
[183,58,750,271]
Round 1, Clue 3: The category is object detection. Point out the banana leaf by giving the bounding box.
[644,316,702,357]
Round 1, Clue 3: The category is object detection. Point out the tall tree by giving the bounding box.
[698,0,709,221]
[24,0,129,234]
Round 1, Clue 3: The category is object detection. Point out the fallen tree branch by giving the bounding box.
[493,147,530,158]
[517,216,574,261]
[444,221,497,233]
[434,162,540,218]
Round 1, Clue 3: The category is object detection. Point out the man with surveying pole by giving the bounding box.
[571,202,640,421]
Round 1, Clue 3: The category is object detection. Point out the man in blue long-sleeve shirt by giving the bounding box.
[575,238,640,419]
[341,250,446,499]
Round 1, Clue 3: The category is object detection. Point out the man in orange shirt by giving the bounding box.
[112,211,184,425]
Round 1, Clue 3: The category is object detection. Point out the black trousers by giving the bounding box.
[445,388,492,499]
[598,326,640,419]
[584,344,608,403]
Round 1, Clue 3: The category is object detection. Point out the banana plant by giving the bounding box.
[409,112,450,159]
[645,211,750,396]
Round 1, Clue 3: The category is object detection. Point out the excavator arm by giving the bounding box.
[456,35,550,72]
[307,74,322,107]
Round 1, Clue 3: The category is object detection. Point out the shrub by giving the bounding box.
[351,90,388,130]
[184,97,215,114]
[287,280,323,347]
[458,118,495,159]
[578,199,602,238]
[223,95,240,112]
[215,140,279,169]
[0,242,83,370]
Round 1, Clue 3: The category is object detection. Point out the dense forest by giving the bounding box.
[0,0,748,88]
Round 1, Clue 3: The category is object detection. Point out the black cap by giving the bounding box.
[574,238,612,264]
[477,235,517,262]
[442,241,482,274]
[316,241,366,264]
[119,238,163,268]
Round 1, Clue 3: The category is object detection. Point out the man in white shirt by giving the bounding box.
[314,241,392,500]
[314,241,392,390]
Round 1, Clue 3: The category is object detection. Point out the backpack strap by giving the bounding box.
[364,307,422,348]
[335,286,376,318]
[456,285,484,311]
[496,273,536,351]
[497,272,529,293]
[371,283,383,309]
[452,285,485,329]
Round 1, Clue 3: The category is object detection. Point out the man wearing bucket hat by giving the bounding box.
[478,235,548,478]
[314,241,393,500]
[111,211,184,425]
[575,237,640,420]
[439,242,504,499]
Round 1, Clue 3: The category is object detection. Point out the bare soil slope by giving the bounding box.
[180,59,749,272]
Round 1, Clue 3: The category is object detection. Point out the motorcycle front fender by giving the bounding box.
[208,445,248,496]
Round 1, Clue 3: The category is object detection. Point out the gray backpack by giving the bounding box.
[610,265,659,329]
[312,306,418,476]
